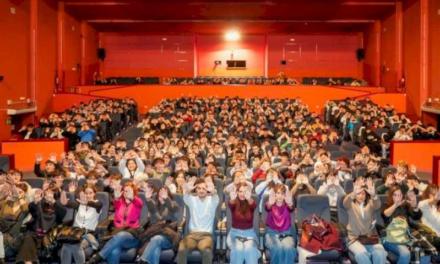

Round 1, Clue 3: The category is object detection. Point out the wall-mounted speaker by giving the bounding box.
[356,48,365,61]
[0,76,3,82]
[97,48,106,61]
[280,60,287,65]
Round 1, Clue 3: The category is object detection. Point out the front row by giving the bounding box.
[1,177,440,264]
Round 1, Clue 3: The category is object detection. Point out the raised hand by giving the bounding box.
[34,189,43,203]
[244,187,252,201]
[103,178,110,187]
[188,177,197,190]
[60,190,68,205]
[366,178,375,195]
[45,191,55,204]
[42,180,50,191]
[301,175,310,185]
[159,187,169,201]
[35,153,43,163]
[145,185,154,200]
[353,180,363,194]
[268,189,276,206]
[49,153,57,162]
[113,183,122,198]
[78,191,87,205]
[230,187,237,201]
[164,176,174,187]
[394,199,404,208]
[285,188,293,206]
[436,190,440,201]
[206,180,216,194]
[125,187,134,201]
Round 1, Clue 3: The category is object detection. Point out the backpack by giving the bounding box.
[384,216,410,244]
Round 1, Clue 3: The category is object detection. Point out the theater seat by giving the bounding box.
[296,195,341,263]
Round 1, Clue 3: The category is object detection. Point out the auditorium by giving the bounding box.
[1,0,440,263]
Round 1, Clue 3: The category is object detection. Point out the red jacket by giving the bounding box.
[251,169,266,183]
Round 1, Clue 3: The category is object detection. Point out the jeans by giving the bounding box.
[61,243,85,264]
[0,232,4,259]
[60,234,99,264]
[348,241,387,264]
[264,228,296,264]
[140,235,173,264]
[99,231,139,264]
[227,228,261,264]
[383,241,410,264]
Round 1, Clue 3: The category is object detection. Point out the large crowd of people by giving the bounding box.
[0,96,439,264]
[325,98,439,157]
[17,99,138,147]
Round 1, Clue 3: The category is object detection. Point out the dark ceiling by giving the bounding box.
[63,0,397,33]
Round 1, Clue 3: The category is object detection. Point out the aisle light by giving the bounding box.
[225,30,241,41]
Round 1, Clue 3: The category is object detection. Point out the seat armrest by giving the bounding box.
[258,221,266,251]
[178,218,186,235]
[220,202,227,218]
[95,217,113,237]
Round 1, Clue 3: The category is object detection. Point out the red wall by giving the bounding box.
[36,0,57,116]
[429,0,440,98]
[101,33,194,77]
[196,35,265,77]
[381,8,401,92]
[268,34,363,78]
[82,22,99,85]
[403,0,422,117]
[363,21,381,87]
[1,139,67,171]
[391,140,440,173]
[0,0,30,140]
[0,0,58,141]
[62,11,81,89]
[100,33,365,78]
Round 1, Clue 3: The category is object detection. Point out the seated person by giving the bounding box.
[177,177,219,264]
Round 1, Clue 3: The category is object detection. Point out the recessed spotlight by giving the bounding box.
[162,37,167,41]
[290,38,295,42]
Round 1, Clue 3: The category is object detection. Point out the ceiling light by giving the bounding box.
[162,37,167,41]
[290,38,295,42]
[225,30,241,42]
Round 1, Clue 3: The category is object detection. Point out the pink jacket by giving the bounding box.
[113,196,143,229]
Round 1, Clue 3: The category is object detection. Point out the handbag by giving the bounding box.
[357,234,380,245]
[300,214,343,253]
[0,218,17,233]
[385,217,410,244]
[56,226,85,244]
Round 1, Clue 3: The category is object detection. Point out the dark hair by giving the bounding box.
[386,185,404,208]
[16,182,29,193]
[126,159,138,170]
[194,178,206,188]
[108,174,122,181]
[235,182,251,215]
[421,184,439,202]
